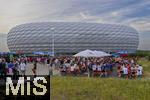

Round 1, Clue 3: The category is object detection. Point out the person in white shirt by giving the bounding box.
[97,65,101,72]
[137,65,143,78]
[56,59,61,69]
[92,64,97,71]
[131,59,134,64]
[123,65,128,78]
[97,64,101,77]
[92,63,97,77]
[70,65,75,72]
[70,64,76,76]
[19,61,26,76]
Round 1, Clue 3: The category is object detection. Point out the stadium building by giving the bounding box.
[7,22,139,54]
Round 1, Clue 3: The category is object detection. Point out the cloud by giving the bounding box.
[79,12,88,19]
[128,18,150,32]
[0,0,149,30]
[0,34,9,52]
[0,0,73,32]
[0,0,150,50]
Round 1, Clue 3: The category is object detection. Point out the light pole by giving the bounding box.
[51,27,55,57]
[49,27,55,76]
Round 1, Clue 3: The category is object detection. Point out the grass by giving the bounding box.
[51,58,150,100]
[135,50,150,58]
[51,77,150,100]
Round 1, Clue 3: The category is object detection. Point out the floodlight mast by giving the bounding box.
[51,27,55,57]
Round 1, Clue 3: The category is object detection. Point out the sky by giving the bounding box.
[0,0,150,50]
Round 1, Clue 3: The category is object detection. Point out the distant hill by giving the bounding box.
[0,34,9,52]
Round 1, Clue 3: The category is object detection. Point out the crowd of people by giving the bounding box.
[0,57,38,80]
[49,56,143,79]
[0,55,143,80]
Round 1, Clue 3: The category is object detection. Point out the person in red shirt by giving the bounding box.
[127,64,131,79]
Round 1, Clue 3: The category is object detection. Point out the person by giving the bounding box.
[87,62,93,77]
[82,62,87,73]
[7,61,14,75]
[70,64,75,76]
[97,63,101,77]
[137,65,143,78]
[0,59,3,78]
[131,66,136,79]
[105,64,109,77]
[108,63,112,76]
[13,61,19,78]
[0,59,6,79]
[19,61,26,76]
[122,65,128,78]
[127,64,131,79]
[54,58,60,69]
[60,66,66,76]
[49,65,53,76]
[74,63,79,76]
[32,61,37,77]
[131,59,134,64]
[92,63,97,77]
[120,65,124,78]
[101,64,106,77]
[117,65,121,78]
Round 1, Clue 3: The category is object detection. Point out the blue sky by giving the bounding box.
[0,0,150,50]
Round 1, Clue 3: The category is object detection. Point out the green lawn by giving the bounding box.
[51,59,150,100]
[51,77,150,100]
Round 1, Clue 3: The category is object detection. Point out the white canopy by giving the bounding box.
[74,49,111,57]
[74,50,95,57]
[92,50,111,57]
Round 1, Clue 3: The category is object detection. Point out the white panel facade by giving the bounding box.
[7,22,139,53]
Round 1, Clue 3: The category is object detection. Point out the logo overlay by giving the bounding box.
[0,75,50,100]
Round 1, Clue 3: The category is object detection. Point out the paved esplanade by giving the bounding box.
[25,63,49,75]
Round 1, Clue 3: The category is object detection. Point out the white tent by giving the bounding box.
[92,50,111,57]
[74,50,111,57]
[74,49,95,57]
